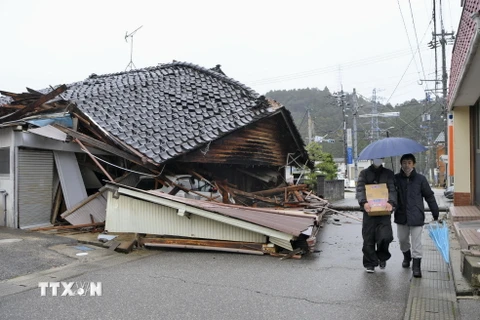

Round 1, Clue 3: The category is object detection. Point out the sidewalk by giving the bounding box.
[330,188,478,320]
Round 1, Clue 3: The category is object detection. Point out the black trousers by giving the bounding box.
[362,213,393,268]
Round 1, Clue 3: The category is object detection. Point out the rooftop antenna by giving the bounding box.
[125,25,143,71]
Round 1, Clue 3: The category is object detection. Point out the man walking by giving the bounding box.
[394,153,439,278]
[356,158,396,273]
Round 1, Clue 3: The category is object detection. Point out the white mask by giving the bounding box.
[372,159,383,167]
[402,166,413,175]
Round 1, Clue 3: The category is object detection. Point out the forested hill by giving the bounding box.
[265,88,446,162]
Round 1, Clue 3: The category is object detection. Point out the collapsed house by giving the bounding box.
[0,61,327,256]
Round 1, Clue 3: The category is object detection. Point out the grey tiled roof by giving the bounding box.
[61,61,278,165]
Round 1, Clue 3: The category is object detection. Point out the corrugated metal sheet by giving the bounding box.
[28,125,67,141]
[18,149,53,228]
[269,236,293,251]
[104,184,313,252]
[61,192,107,225]
[148,190,314,236]
[105,191,266,243]
[53,151,88,208]
[116,172,140,187]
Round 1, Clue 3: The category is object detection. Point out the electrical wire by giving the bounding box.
[78,148,161,177]
[408,0,428,86]
[248,47,428,86]
[397,0,422,82]
[386,17,433,104]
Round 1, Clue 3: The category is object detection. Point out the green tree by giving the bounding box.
[304,142,338,188]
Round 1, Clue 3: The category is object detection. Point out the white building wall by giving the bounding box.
[0,128,14,227]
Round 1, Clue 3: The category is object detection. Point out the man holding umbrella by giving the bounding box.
[394,153,439,278]
[356,158,397,273]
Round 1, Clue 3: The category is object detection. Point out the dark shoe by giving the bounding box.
[365,266,375,273]
[379,261,386,269]
[402,250,412,268]
[412,258,422,278]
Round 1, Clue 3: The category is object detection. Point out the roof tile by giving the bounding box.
[57,61,276,164]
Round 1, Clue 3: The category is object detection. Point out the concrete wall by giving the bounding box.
[317,175,344,201]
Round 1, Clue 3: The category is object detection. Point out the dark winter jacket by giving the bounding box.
[356,165,397,210]
[394,168,439,226]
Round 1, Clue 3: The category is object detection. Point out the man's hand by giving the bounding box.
[385,203,393,212]
[364,203,371,212]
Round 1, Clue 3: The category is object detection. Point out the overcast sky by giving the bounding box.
[0,0,462,105]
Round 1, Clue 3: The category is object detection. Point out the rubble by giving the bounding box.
[0,62,334,258]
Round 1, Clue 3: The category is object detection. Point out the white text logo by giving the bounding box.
[38,282,102,296]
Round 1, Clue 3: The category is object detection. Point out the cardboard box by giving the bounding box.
[365,183,391,216]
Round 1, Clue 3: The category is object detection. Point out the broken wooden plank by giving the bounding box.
[28,222,105,231]
[0,85,67,123]
[108,241,121,251]
[115,239,137,253]
[279,248,304,260]
[293,190,304,202]
[75,138,114,182]
[228,187,280,205]
[53,124,143,165]
[141,237,264,251]
[250,184,308,197]
[51,185,63,224]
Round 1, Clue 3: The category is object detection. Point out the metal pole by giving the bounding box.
[341,90,348,181]
[352,89,359,182]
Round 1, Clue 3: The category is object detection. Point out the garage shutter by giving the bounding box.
[18,149,53,228]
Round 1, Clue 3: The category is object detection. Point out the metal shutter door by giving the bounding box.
[18,149,53,228]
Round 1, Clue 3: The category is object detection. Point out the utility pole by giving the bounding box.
[335,89,349,182]
[307,110,313,144]
[352,89,360,182]
[426,0,454,185]
[341,90,348,182]
[370,89,379,143]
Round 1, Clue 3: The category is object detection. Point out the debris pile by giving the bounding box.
[0,62,334,258]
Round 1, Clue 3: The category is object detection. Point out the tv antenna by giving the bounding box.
[125,25,143,71]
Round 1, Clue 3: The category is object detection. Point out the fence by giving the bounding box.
[316,175,344,201]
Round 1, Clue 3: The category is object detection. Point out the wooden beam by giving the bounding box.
[54,125,140,163]
[51,185,63,224]
[75,138,114,182]
[0,85,67,123]
[141,237,264,250]
[250,184,308,197]
[28,222,105,231]
[228,187,280,205]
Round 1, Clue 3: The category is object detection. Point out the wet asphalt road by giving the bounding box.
[0,213,411,320]
[0,227,77,281]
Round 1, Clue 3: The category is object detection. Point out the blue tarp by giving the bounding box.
[27,115,73,128]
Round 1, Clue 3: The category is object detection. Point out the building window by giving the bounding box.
[0,148,10,174]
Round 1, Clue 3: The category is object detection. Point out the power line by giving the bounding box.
[386,17,433,104]
[248,47,428,86]
[397,0,422,82]
[408,0,428,86]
